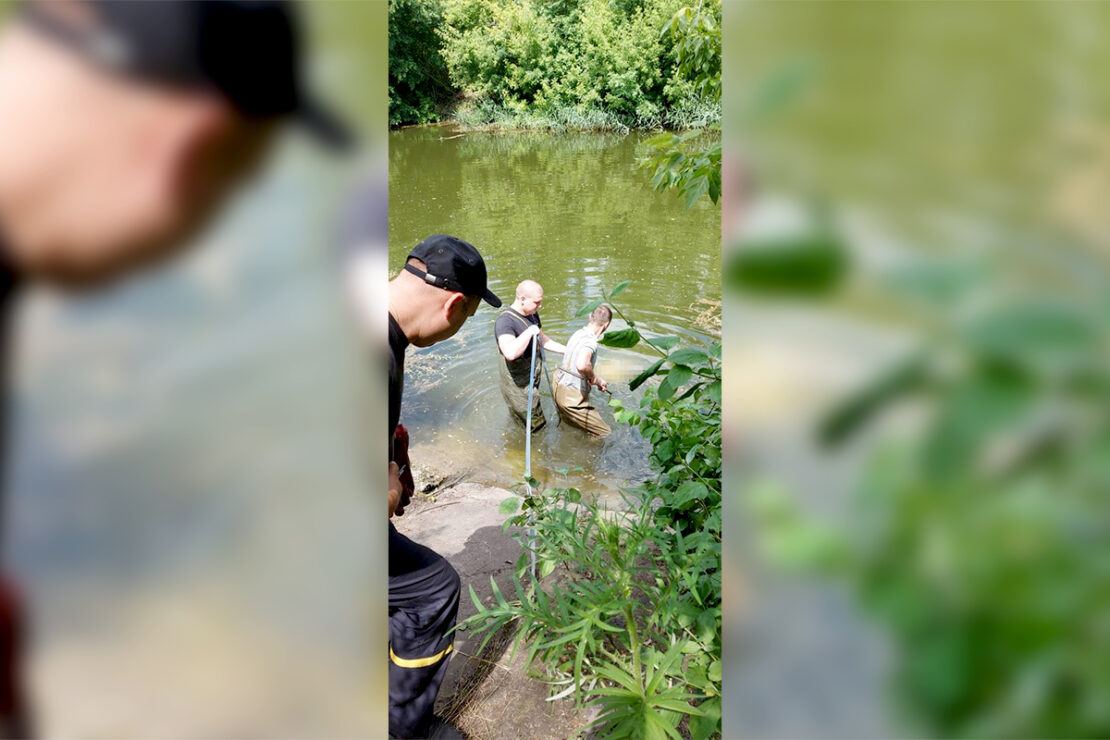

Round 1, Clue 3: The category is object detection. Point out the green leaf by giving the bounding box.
[666,364,694,387]
[489,575,507,607]
[684,175,710,209]
[646,335,680,351]
[609,280,632,298]
[468,584,485,614]
[962,300,1098,371]
[600,328,642,348]
[676,382,705,401]
[644,709,682,740]
[576,299,603,317]
[688,698,722,740]
[657,374,678,401]
[647,640,690,695]
[923,371,1036,480]
[499,496,521,515]
[705,380,721,404]
[673,481,708,507]
[594,662,643,694]
[630,358,666,391]
[817,353,929,447]
[669,348,710,366]
[726,233,848,296]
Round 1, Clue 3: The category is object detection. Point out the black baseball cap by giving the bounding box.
[405,235,502,308]
[18,0,351,149]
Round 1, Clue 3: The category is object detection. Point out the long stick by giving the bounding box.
[525,338,538,580]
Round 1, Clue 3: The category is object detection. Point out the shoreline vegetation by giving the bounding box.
[449,98,721,134]
[389,0,722,134]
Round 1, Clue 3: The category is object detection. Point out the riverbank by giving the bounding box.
[391,105,720,135]
[394,473,596,740]
[449,100,721,134]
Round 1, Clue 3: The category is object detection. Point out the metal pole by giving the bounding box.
[525,338,538,580]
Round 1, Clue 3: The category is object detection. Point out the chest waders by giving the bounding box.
[498,309,546,431]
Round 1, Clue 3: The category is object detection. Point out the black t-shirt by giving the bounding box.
[388,312,409,461]
[494,308,541,386]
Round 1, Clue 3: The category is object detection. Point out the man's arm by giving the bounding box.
[497,324,540,361]
[540,332,566,354]
[575,346,607,391]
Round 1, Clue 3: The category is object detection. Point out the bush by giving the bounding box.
[459,282,722,739]
[389,0,455,125]
[638,2,723,207]
[392,0,721,132]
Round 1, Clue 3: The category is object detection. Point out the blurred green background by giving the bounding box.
[4,3,389,737]
[725,2,1110,738]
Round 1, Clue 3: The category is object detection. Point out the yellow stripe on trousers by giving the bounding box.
[389,643,453,669]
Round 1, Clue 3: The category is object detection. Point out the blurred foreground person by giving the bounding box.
[0,1,348,735]
[553,305,612,437]
[494,280,565,431]
[388,235,500,739]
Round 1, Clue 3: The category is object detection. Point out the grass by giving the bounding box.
[449,98,721,133]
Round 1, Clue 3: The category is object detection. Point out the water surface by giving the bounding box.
[389,127,721,496]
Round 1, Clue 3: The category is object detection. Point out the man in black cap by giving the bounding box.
[388,235,500,739]
[0,1,348,735]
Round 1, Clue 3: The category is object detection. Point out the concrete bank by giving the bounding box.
[392,479,595,739]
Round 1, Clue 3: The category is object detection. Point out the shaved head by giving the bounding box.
[516,280,542,300]
[513,279,544,316]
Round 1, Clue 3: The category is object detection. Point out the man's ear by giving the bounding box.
[444,291,469,321]
[151,97,233,206]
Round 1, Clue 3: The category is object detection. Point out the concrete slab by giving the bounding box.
[392,482,593,739]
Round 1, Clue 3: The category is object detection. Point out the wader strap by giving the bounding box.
[499,307,533,330]
[556,367,589,382]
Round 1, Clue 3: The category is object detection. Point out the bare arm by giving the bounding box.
[541,332,566,354]
[575,346,606,390]
[497,324,540,361]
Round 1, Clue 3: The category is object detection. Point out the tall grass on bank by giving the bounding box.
[459,282,723,739]
[451,98,721,133]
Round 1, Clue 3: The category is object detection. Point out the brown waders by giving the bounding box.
[552,369,611,437]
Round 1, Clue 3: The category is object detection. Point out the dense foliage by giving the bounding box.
[639,2,723,206]
[741,222,1110,736]
[388,0,721,131]
[389,0,455,125]
[460,282,722,739]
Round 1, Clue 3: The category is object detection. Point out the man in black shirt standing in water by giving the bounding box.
[0,2,349,735]
[388,235,501,739]
[494,280,566,432]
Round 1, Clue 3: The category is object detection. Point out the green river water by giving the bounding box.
[389,126,721,496]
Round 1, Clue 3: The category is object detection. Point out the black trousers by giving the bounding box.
[389,523,460,738]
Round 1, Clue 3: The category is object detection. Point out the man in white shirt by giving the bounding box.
[552,305,612,437]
